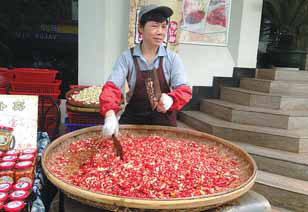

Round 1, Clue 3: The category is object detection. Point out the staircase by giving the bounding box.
[178,67,308,212]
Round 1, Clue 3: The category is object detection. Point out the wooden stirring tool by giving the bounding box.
[112,134,123,160]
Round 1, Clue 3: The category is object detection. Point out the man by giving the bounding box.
[100,4,192,137]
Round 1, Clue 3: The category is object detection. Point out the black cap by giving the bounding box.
[138,4,173,21]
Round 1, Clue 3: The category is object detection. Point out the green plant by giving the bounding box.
[262,0,308,50]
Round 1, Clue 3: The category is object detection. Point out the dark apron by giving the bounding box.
[119,48,177,127]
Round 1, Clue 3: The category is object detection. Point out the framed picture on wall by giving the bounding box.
[180,0,232,46]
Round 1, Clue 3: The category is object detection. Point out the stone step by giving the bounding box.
[178,111,308,153]
[221,86,308,110]
[179,115,308,181]
[257,68,308,81]
[240,78,308,96]
[176,119,192,129]
[201,99,308,129]
[275,67,300,71]
[233,141,308,181]
[254,170,308,212]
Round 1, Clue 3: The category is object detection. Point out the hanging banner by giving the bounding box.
[128,0,182,52]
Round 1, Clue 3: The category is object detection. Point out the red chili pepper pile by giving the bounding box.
[51,134,242,199]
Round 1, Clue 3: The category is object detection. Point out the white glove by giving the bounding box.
[158,93,173,112]
[102,110,119,138]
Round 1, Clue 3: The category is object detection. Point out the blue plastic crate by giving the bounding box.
[64,118,100,132]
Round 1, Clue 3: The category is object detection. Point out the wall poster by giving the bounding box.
[180,0,232,46]
[128,0,232,47]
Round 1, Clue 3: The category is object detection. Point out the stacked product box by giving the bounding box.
[8,68,61,138]
[0,148,37,211]
[65,85,104,132]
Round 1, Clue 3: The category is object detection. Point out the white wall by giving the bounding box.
[179,44,235,86]
[78,0,104,85]
[79,0,129,85]
[79,0,263,86]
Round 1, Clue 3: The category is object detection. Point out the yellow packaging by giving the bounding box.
[0,126,14,151]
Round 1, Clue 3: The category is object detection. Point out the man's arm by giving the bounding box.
[167,85,192,111]
[99,81,122,116]
[99,53,129,117]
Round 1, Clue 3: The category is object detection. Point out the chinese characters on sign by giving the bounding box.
[0,95,38,149]
[168,21,178,44]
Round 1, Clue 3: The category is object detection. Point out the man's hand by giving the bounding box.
[102,110,119,138]
[157,93,173,113]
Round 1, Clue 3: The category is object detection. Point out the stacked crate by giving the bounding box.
[8,68,61,137]
[0,67,14,94]
[65,85,104,132]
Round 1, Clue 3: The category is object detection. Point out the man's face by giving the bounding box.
[139,21,168,47]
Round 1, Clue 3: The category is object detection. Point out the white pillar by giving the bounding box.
[78,0,129,85]
[237,0,263,67]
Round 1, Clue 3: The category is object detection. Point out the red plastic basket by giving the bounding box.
[38,102,61,117]
[10,80,61,93]
[46,127,59,140]
[8,91,60,101]
[67,111,104,125]
[14,68,58,82]
[0,70,14,88]
[38,114,58,129]
[0,88,7,94]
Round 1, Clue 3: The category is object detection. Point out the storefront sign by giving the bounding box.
[15,32,56,40]
[15,31,77,42]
